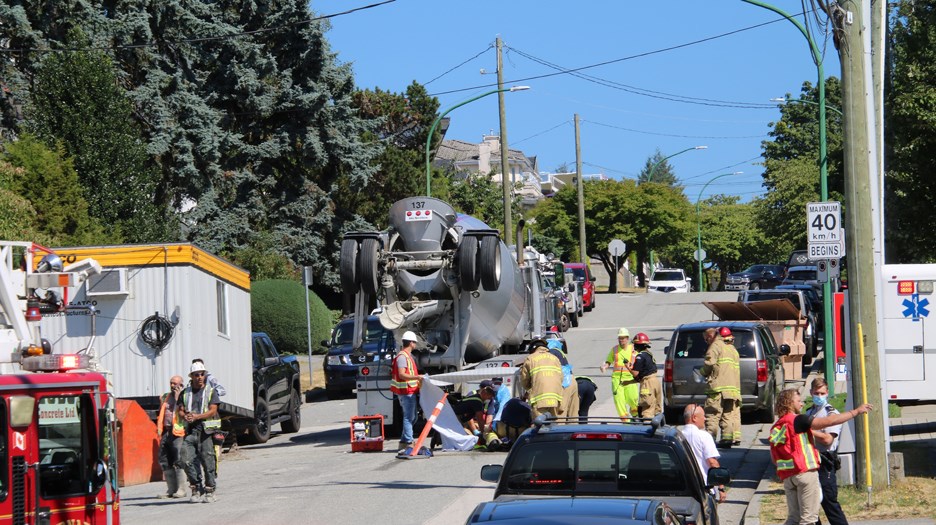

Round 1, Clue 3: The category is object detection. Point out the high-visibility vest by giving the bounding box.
[181,385,221,431]
[390,350,420,395]
[608,344,635,381]
[769,412,820,480]
[157,392,185,437]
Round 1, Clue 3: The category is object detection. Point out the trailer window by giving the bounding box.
[38,395,95,498]
[216,281,229,336]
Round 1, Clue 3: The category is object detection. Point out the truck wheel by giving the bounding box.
[280,390,301,433]
[358,238,380,296]
[750,282,761,290]
[479,237,501,291]
[339,239,359,296]
[457,236,480,292]
[245,397,271,444]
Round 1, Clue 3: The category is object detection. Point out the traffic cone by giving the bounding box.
[397,393,447,460]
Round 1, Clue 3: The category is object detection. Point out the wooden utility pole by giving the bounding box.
[575,114,586,263]
[837,0,888,489]
[496,37,512,243]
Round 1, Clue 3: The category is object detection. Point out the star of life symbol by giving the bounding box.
[902,294,930,321]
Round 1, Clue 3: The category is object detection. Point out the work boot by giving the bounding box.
[716,441,733,449]
[203,487,217,503]
[158,468,179,498]
[171,469,187,498]
[189,485,203,503]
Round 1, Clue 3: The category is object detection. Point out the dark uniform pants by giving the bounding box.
[576,378,597,422]
[818,459,848,525]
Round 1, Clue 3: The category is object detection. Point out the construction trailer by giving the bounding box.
[38,243,254,423]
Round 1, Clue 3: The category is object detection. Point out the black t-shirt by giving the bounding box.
[452,394,485,423]
[548,348,569,366]
[499,398,533,428]
[633,350,656,380]
[793,413,815,434]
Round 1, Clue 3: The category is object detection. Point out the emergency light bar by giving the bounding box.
[21,354,90,372]
[898,281,915,295]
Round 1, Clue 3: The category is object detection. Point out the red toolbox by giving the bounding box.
[350,415,384,452]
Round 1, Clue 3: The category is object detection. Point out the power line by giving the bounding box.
[584,119,768,140]
[513,120,572,145]
[0,0,396,53]
[423,44,493,86]
[582,162,638,179]
[680,156,765,182]
[428,12,807,97]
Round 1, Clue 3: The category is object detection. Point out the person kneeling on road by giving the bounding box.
[451,383,495,440]
[179,361,221,503]
[495,395,533,445]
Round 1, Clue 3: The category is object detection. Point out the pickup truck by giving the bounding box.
[240,332,303,444]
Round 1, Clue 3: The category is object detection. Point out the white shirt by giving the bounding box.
[679,424,720,482]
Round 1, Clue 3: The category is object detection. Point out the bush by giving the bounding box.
[251,279,333,355]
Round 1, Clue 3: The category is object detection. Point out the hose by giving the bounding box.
[140,312,174,351]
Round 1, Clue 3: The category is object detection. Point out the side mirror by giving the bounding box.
[589,276,596,282]
[321,340,330,348]
[706,467,731,487]
[264,356,280,367]
[686,277,692,282]
[480,464,503,483]
[92,459,108,490]
[779,344,791,356]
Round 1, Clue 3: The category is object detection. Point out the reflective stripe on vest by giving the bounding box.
[769,413,821,479]
[390,350,419,395]
[157,393,185,437]
[183,385,221,431]
[612,344,635,379]
[529,392,563,405]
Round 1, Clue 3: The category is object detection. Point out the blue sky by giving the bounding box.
[312,1,839,203]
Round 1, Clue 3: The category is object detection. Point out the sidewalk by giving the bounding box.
[742,368,936,525]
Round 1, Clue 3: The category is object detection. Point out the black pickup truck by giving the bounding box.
[239,332,303,444]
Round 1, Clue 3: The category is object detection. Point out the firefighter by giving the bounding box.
[632,333,662,418]
[600,327,638,420]
[520,339,563,419]
[156,375,187,499]
[546,339,579,420]
[699,327,741,447]
[179,361,221,503]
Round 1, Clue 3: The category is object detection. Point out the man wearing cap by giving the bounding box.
[390,331,423,450]
[178,360,221,503]
[601,328,638,420]
[700,327,741,447]
[520,339,564,419]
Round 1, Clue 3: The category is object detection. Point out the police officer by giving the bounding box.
[699,327,741,447]
[807,377,849,525]
[632,333,662,418]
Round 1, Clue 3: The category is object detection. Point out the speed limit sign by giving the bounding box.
[807,202,842,243]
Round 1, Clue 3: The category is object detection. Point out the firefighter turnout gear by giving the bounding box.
[605,343,638,418]
[632,338,662,418]
[520,345,564,419]
[699,334,741,444]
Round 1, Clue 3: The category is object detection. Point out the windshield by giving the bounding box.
[503,441,687,496]
[332,319,389,346]
[651,271,684,282]
[787,269,817,280]
[567,267,587,282]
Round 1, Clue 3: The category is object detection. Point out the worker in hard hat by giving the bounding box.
[699,327,741,447]
[631,333,662,418]
[390,331,423,451]
[600,328,638,421]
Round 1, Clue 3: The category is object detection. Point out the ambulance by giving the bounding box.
[882,264,936,401]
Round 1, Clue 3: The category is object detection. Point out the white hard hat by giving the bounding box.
[617,327,630,338]
[401,331,418,342]
[190,361,207,375]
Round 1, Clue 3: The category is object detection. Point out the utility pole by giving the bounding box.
[496,37,512,243]
[837,0,888,489]
[575,114,586,263]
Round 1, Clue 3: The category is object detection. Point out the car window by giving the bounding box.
[568,267,588,282]
[672,330,756,359]
[651,271,684,282]
[744,292,802,311]
[332,319,387,345]
[503,441,686,495]
[756,329,776,357]
[788,269,817,280]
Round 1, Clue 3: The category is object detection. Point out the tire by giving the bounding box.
[757,406,775,424]
[559,313,570,332]
[750,282,761,290]
[358,238,380,296]
[280,389,301,434]
[245,397,271,444]
[457,236,480,292]
[339,239,359,296]
[570,311,579,328]
[479,237,501,291]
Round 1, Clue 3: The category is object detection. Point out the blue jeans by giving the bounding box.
[398,394,418,443]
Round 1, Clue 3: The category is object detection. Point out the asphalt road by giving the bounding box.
[120,290,778,525]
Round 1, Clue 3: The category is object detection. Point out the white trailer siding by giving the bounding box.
[39,244,253,413]
[881,264,936,400]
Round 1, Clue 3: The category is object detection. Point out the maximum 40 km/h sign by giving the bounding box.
[807,201,843,260]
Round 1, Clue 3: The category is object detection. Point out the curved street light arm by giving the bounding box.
[695,172,743,290]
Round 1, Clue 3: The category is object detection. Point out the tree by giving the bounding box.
[634,182,694,285]
[251,279,334,355]
[27,28,169,243]
[638,149,680,186]
[753,156,822,262]
[697,195,769,290]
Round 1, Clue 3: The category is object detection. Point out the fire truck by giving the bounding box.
[0,241,119,525]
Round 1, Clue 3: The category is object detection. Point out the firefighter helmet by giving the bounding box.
[633,332,651,346]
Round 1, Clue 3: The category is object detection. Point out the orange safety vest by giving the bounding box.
[769,412,821,480]
[156,392,185,437]
[610,343,636,381]
[390,350,420,395]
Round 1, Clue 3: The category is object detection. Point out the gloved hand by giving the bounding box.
[472,429,480,436]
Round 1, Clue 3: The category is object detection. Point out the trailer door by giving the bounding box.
[883,277,927,382]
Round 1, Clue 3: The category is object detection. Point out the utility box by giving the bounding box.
[350,415,384,452]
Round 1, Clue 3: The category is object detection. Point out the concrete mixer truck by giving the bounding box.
[339,197,559,433]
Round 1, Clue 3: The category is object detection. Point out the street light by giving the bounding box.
[695,172,743,291]
[424,86,530,197]
[743,0,834,393]
[645,145,707,272]
[770,97,843,117]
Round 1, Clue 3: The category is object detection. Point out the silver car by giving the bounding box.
[662,321,789,423]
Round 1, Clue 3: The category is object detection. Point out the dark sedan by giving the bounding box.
[724,264,784,291]
[466,497,683,525]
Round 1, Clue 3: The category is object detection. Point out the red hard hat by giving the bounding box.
[719,327,732,338]
[633,333,651,346]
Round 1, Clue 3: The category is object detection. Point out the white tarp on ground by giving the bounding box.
[419,377,478,451]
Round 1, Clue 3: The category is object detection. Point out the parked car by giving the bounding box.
[724,264,785,291]
[647,268,690,293]
[322,315,396,398]
[786,249,810,271]
[738,288,819,362]
[781,265,821,292]
[560,279,582,328]
[663,321,789,423]
[246,332,303,444]
[564,263,596,312]
[479,415,729,525]
[465,497,683,525]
